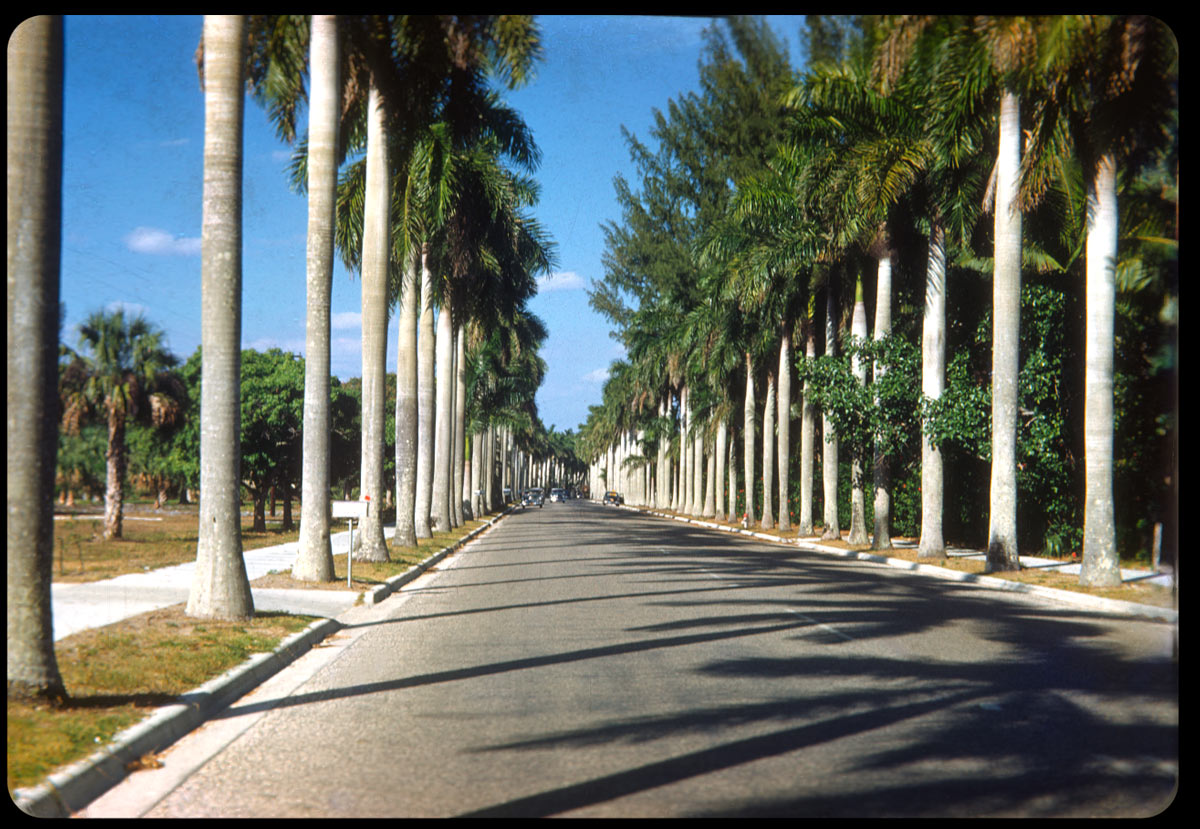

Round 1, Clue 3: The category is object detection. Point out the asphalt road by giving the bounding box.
[87,500,1177,818]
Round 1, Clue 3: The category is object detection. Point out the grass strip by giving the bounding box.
[7,608,316,791]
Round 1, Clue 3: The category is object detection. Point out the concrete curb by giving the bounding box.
[13,508,514,818]
[630,505,1178,625]
[13,617,338,817]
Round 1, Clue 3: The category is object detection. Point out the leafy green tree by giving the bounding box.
[239,350,306,532]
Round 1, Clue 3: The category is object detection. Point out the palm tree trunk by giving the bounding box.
[294,13,338,581]
[415,247,436,537]
[703,421,717,518]
[822,288,840,541]
[918,225,946,560]
[1079,153,1121,587]
[777,322,793,532]
[453,323,466,525]
[394,252,419,547]
[692,415,703,516]
[727,420,739,524]
[188,14,254,620]
[988,89,1022,572]
[872,254,892,550]
[353,80,390,562]
[7,13,66,700]
[761,369,776,530]
[103,407,127,540]
[431,303,454,532]
[848,277,869,545]
[743,354,756,526]
[715,415,728,518]
[799,314,816,536]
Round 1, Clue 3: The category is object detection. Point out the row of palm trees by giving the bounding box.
[7,14,575,700]
[249,15,570,583]
[580,16,1176,588]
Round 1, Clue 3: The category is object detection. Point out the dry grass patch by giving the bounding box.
[7,605,316,792]
[51,505,320,584]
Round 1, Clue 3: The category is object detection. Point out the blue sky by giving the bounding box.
[59,14,808,433]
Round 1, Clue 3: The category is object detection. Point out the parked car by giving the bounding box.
[522,488,544,508]
[549,488,565,503]
[503,486,513,503]
[603,490,624,506]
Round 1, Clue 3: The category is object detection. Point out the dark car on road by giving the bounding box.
[522,488,544,508]
[603,490,624,506]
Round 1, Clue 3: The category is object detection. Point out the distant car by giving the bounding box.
[603,490,624,506]
[522,488,544,508]
[549,488,565,503]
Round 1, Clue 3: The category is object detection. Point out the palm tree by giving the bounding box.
[7,14,67,702]
[353,77,391,562]
[293,14,340,581]
[187,14,255,621]
[62,309,181,541]
[1030,15,1177,586]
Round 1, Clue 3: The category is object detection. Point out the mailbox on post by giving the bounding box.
[332,499,370,587]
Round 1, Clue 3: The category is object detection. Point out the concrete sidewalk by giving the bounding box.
[49,525,388,641]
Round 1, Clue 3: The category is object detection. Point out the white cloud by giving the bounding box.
[537,270,586,293]
[583,367,609,384]
[125,226,201,256]
[331,311,362,330]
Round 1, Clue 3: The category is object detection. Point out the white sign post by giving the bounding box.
[332,498,369,588]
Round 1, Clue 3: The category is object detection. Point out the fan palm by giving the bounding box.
[61,309,182,541]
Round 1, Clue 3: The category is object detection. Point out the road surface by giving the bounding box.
[84,500,1178,818]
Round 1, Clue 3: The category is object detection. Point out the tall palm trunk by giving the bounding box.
[799,313,816,536]
[743,354,756,525]
[988,89,1022,572]
[415,248,435,537]
[1079,153,1121,586]
[7,13,67,700]
[294,14,339,580]
[727,421,739,524]
[715,415,728,518]
[872,254,893,550]
[188,14,254,620]
[354,81,390,562]
[703,437,717,517]
[848,277,869,545]
[821,288,840,541]
[679,387,690,512]
[691,414,703,516]
[656,396,670,509]
[431,302,454,532]
[777,321,793,533]
[760,369,776,529]
[918,224,946,560]
[394,252,419,547]
[453,323,467,524]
